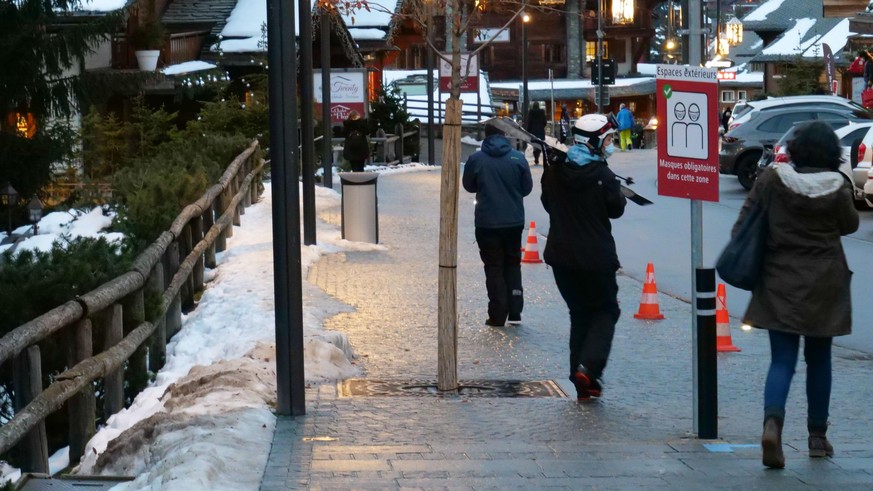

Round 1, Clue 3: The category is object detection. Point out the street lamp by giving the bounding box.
[27,195,43,235]
[521,9,530,124]
[726,17,743,46]
[0,182,18,236]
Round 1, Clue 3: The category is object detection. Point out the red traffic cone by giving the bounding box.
[634,263,665,320]
[716,283,741,352]
[521,221,543,264]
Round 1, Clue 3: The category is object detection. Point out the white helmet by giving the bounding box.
[572,113,617,148]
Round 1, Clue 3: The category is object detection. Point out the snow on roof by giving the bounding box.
[162,61,218,75]
[340,0,398,28]
[221,0,276,38]
[76,0,127,12]
[744,0,786,22]
[491,77,654,91]
[347,27,388,40]
[803,18,854,58]
[761,17,817,56]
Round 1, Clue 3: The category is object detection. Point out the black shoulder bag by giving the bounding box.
[716,198,768,291]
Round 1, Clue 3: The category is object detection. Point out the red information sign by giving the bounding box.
[438,53,479,93]
[656,65,720,202]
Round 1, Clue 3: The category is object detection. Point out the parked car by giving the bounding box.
[720,107,871,190]
[758,121,873,207]
[728,95,871,131]
[757,119,855,170]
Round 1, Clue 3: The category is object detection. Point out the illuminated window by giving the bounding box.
[585,42,608,62]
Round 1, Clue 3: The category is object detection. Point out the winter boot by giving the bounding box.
[761,415,785,469]
[808,423,834,458]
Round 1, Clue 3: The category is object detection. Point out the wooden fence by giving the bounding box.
[0,141,263,472]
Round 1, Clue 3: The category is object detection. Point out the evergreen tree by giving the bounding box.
[0,0,122,122]
[0,0,121,224]
[776,56,826,96]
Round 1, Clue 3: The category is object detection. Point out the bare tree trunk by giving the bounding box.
[437,98,462,391]
[437,0,464,391]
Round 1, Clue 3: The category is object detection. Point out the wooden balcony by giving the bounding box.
[112,30,210,70]
[582,12,654,40]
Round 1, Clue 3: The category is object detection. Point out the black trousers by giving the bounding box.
[475,226,524,323]
[349,160,366,172]
[552,268,620,380]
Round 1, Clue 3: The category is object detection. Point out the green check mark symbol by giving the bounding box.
[663,85,673,99]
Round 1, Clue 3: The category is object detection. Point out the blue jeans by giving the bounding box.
[764,330,832,427]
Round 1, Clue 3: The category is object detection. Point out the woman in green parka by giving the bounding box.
[731,121,858,469]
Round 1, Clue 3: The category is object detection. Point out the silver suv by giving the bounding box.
[728,95,870,132]
[719,106,869,190]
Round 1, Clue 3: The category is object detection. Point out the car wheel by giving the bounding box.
[737,152,762,191]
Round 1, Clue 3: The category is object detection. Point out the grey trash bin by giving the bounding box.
[339,172,379,243]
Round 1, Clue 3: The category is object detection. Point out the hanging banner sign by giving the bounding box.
[656,65,720,202]
[314,69,369,123]
[439,53,479,93]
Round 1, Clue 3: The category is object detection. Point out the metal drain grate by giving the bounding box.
[339,379,567,398]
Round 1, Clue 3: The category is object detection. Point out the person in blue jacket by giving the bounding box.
[463,124,533,327]
[616,103,635,152]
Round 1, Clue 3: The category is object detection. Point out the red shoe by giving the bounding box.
[570,370,591,402]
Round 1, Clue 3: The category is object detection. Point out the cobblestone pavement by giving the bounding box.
[262,166,873,490]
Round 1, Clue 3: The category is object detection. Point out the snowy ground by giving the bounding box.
[2,164,434,489]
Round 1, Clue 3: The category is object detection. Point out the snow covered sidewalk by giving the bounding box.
[62,166,429,490]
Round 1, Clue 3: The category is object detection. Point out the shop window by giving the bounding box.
[585,41,608,62]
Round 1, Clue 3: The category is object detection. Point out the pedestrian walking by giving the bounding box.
[463,123,533,327]
[729,121,858,469]
[721,107,732,133]
[616,103,634,152]
[525,102,547,165]
[559,104,571,144]
[865,51,873,88]
[342,110,370,172]
[541,113,626,402]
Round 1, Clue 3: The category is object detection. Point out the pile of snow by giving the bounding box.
[0,207,123,255]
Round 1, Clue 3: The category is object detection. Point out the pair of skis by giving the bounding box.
[483,117,653,206]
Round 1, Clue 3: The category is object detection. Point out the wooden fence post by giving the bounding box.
[250,166,259,205]
[165,241,183,339]
[191,215,205,294]
[101,304,124,420]
[232,178,242,226]
[223,188,235,238]
[67,319,95,465]
[180,224,194,310]
[396,123,405,164]
[147,266,167,372]
[12,346,49,473]
[203,206,217,269]
[242,158,252,208]
[215,192,228,251]
[122,290,148,398]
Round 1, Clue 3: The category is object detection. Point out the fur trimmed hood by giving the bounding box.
[775,164,844,198]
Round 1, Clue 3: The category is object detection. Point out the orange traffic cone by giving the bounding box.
[716,283,741,352]
[521,221,543,264]
[634,263,665,320]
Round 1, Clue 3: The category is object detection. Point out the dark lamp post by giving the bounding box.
[27,195,43,235]
[1,182,18,235]
[521,8,530,124]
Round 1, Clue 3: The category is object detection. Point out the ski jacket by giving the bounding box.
[617,108,634,131]
[463,135,533,229]
[541,144,626,271]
